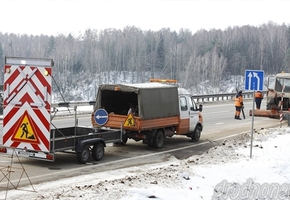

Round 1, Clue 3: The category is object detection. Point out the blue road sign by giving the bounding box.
[245,70,264,91]
[94,108,108,125]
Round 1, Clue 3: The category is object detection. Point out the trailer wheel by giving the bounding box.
[76,145,90,164]
[153,130,165,148]
[191,126,201,142]
[92,143,105,161]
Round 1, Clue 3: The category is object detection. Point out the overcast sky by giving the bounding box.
[2,0,290,36]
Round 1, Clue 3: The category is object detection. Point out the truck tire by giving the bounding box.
[92,143,105,161]
[113,133,128,145]
[146,135,154,148]
[122,134,128,144]
[191,126,201,142]
[153,130,165,148]
[76,145,90,164]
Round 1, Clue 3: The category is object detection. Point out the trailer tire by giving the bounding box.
[76,145,90,164]
[191,126,201,142]
[153,130,165,148]
[92,143,105,161]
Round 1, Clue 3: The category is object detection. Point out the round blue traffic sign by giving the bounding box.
[94,108,108,125]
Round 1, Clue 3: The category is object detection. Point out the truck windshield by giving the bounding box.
[275,78,290,92]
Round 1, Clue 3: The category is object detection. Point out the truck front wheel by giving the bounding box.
[191,126,201,142]
[92,143,105,161]
[76,145,90,164]
[153,130,165,148]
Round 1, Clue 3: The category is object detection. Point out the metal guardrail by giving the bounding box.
[52,91,258,108]
[0,91,259,117]
[193,91,257,103]
[52,101,96,107]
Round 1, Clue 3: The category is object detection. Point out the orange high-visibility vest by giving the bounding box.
[255,91,263,99]
[235,95,243,107]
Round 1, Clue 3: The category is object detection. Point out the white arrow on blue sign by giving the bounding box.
[244,70,264,91]
[94,108,109,125]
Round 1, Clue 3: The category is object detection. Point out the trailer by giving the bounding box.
[0,57,122,164]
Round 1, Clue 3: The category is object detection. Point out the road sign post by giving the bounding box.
[244,70,264,158]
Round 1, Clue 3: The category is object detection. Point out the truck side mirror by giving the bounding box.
[199,104,203,112]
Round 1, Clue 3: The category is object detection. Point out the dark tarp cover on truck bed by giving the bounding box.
[95,82,179,120]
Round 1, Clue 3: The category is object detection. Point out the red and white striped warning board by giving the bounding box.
[3,64,52,152]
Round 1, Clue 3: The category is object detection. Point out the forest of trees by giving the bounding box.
[0,21,290,100]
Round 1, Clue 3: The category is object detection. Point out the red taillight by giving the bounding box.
[46,154,54,160]
[0,147,7,153]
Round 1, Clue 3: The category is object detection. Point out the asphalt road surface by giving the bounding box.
[0,100,286,189]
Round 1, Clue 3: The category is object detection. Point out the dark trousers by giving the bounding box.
[255,99,262,109]
[235,106,241,118]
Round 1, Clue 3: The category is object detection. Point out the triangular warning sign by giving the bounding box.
[123,112,135,127]
[11,110,40,144]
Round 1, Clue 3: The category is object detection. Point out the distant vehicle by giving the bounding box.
[251,72,290,118]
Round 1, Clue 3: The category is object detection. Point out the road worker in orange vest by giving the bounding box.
[255,91,263,110]
[234,90,243,120]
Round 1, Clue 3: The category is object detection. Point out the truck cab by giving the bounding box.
[178,88,203,141]
[266,72,290,110]
[251,72,290,118]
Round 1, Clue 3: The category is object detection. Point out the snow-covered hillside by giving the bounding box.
[53,71,245,102]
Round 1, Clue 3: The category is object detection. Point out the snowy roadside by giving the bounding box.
[1,127,290,200]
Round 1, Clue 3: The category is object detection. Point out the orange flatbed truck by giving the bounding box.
[91,79,204,148]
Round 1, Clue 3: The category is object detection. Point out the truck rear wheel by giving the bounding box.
[146,135,154,148]
[191,126,201,142]
[113,133,128,145]
[153,130,165,148]
[122,134,128,144]
[76,145,90,164]
[92,143,105,161]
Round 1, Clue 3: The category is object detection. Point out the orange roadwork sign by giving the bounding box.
[11,111,40,144]
[123,113,135,127]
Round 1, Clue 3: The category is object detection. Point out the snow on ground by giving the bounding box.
[1,127,290,200]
